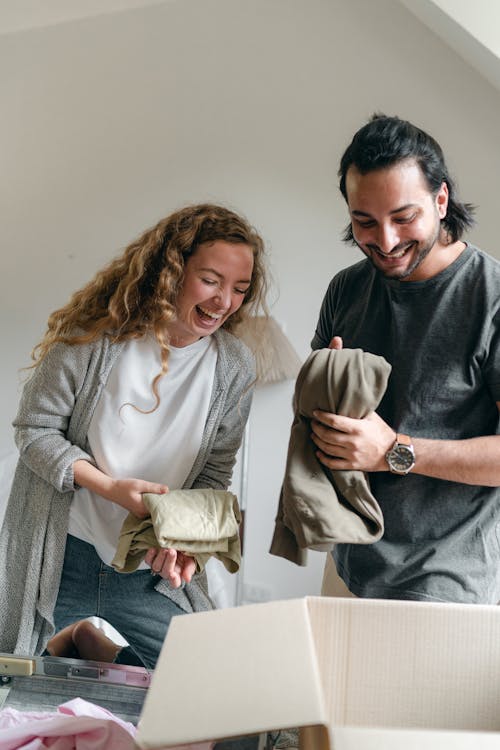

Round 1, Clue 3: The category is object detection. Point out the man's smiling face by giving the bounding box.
[346,159,449,282]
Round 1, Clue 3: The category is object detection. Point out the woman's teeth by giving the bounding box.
[197,306,222,320]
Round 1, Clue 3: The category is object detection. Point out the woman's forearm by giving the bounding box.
[73,459,116,499]
[73,459,168,517]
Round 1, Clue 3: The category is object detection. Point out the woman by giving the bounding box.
[0,203,267,669]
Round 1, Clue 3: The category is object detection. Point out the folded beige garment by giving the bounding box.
[112,488,241,574]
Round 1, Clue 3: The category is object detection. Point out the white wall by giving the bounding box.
[3,0,500,602]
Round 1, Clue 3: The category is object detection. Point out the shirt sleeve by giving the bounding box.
[311,275,341,350]
[482,306,500,404]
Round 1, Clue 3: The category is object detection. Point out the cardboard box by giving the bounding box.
[328,727,500,749]
[136,597,500,749]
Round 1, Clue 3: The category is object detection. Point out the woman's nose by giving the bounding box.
[215,286,232,309]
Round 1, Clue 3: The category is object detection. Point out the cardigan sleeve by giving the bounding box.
[191,337,256,492]
[13,340,96,493]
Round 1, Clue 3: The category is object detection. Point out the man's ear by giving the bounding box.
[436,181,449,219]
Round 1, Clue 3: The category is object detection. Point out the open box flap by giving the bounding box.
[136,598,328,749]
[305,597,500,732]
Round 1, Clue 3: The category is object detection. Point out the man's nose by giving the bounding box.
[376,223,400,254]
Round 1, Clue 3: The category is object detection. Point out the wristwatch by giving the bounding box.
[385,433,415,475]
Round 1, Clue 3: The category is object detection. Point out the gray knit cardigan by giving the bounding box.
[0,329,255,655]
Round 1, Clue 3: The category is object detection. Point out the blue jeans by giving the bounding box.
[53,535,187,670]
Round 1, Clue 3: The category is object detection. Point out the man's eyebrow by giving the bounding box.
[198,267,252,283]
[389,203,419,214]
[351,203,419,218]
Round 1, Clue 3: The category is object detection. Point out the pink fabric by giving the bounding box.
[0,698,136,750]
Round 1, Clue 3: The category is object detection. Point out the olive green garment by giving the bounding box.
[112,488,241,574]
[270,347,391,566]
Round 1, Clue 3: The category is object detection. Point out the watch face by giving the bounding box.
[388,445,414,473]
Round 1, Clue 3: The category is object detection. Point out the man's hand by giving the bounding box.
[311,409,395,473]
[145,548,196,588]
[329,336,343,350]
[312,334,394,472]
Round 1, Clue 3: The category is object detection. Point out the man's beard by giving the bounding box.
[357,221,441,280]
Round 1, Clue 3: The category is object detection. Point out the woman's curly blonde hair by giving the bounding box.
[32,203,268,409]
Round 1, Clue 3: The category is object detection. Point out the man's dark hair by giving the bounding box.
[339,113,475,244]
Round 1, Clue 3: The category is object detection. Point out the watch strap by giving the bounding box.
[396,433,412,447]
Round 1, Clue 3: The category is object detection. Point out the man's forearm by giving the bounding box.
[412,435,500,486]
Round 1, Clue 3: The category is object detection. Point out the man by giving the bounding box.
[311,113,500,603]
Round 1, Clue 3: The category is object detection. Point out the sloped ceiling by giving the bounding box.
[398,0,500,93]
[0,0,173,34]
[3,0,500,96]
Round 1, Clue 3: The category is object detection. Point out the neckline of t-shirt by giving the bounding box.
[169,335,213,358]
[381,243,473,292]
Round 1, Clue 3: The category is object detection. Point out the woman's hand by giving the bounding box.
[107,478,169,518]
[145,548,196,588]
[73,460,168,518]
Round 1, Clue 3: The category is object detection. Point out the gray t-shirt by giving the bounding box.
[312,245,500,603]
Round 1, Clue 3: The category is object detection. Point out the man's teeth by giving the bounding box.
[198,306,222,320]
[379,245,411,259]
